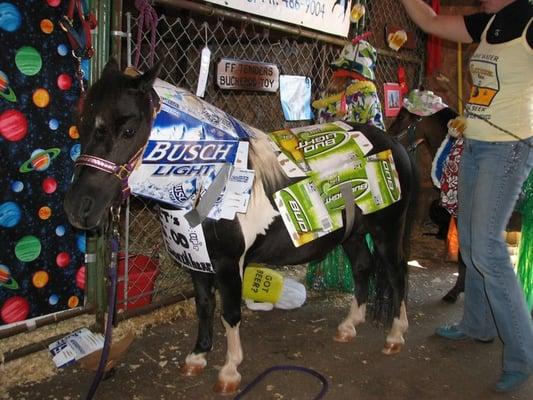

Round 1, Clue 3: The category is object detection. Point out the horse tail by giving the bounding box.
[365,146,420,326]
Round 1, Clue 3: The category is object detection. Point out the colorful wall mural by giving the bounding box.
[0,0,85,326]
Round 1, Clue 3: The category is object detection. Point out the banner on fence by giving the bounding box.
[206,0,353,37]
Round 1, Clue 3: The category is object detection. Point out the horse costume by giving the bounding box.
[64,61,418,394]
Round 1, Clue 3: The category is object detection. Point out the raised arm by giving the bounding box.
[400,0,474,43]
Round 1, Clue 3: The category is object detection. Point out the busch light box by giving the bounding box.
[129,79,255,210]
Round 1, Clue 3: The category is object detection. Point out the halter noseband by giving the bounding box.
[75,145,145,201]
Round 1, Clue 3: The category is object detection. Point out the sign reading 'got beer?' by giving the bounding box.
[216,58,279,93]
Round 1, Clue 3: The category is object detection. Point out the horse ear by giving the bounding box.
[102,58,119,76]
[136,60,163,92]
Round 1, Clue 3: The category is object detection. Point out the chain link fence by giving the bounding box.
[119,0,426,312]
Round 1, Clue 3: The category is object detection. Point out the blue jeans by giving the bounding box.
[457,137,533,374]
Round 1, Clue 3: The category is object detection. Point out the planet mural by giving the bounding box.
[1,0,85,326]
[0,201,21,228]
[0,2,22,32]
[14,235,42,262]
[32,88,50,108]
[32,270,49,288]
[75,266,86,290]
[0,264,20,290]
[0,70,17,102]
[57,73,72,91]
[1,296,30,324]
[0,109,28,141]
[15,46,43,76]
[40,18,53,34]
[70,143,80,161]
[11,180,23,192]
[42,177,58,194]
[19,148,61,172]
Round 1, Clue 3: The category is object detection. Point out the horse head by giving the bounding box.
[388,107,424,151]
[388,106,458,157]
[63,59,161,230]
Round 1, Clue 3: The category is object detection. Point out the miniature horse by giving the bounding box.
[388,106,465,303]
[64,61,418,394]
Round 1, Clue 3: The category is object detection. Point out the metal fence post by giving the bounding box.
[87,0,112,333]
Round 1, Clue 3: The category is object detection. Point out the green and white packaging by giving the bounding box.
[271,123,402,247]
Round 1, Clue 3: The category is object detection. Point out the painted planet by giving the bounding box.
[70,144,80,161]
[15,46,42,76]
[42,177,58,194]
[11,180,23,192]
[56,252,71,268]
[47,0,61,7]
[15,235,42,262]
[0,264,20,290]
[32,88,50,108]
[68,125,79,139]
[38,206,52,220]
[55,225,65,236]
[1,296,30,324]
[57,73,72,90]
[76,266,86,290]
[40,18,53,34]
[0,70,17,102]
[0,109,28,141]
[76,233,86,253]
[0,2,22,32]
[49,118,59,130]
[48,294,59,306]
[68,296,79,308]
[19,148,61,173]
[32,270,49,288]
[57,44,68,56]
[0,201,21,228]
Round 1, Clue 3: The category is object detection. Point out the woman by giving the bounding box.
[400,0,533,392]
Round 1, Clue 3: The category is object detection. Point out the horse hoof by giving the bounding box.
[213,379,240,395]
[333,330,356,343]
[382,343,403,355]
[179,363,204,376]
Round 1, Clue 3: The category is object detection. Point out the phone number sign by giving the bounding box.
[206,0,352,37]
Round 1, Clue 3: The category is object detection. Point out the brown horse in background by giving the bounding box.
[388,106,465,303]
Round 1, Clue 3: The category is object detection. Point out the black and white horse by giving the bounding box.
[64,61,418,394]
[388,106,466,303]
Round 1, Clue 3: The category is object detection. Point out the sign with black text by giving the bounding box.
[159,208,214,273]
[216,58,279,92]
[207,0,352,37]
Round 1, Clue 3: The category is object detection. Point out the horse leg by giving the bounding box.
[181,270,216,376]
[213,259,243,395]
[334,237,372,342]
[442,252,466,303]
[372,226,409,355]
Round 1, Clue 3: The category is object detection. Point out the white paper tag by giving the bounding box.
[159,207,215,273]
[48,328,104,368]
[196,46,211,98]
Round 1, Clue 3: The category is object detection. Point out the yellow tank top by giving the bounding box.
[464,16,533,141]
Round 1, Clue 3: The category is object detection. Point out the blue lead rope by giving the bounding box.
[234,365,329,400]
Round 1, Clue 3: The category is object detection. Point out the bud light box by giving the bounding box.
[129,79,255,212]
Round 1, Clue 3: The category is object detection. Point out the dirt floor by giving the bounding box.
[4,225,533,400]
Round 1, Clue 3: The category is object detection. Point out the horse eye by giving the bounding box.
[122,128,136,138]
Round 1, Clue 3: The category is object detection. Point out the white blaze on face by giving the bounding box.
[95,115,104,131]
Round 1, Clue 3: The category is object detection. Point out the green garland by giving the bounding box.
[517,171,533,311]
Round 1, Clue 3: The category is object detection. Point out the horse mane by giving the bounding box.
[247,131,288,199]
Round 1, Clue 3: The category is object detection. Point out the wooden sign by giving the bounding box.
[216,58,279,93]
